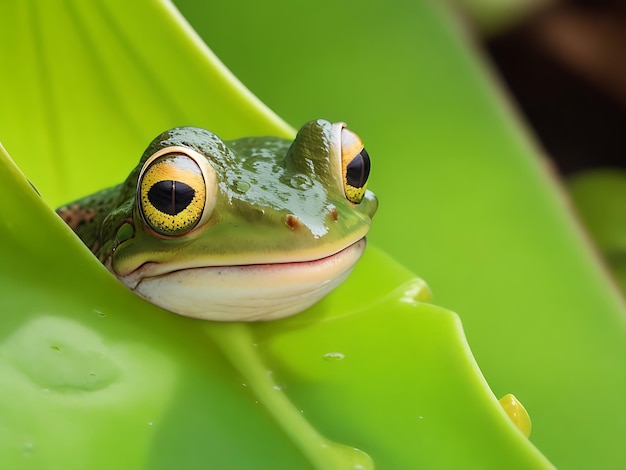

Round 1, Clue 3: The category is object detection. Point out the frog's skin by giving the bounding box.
[57,120,377,321]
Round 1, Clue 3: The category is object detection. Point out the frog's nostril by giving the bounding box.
[285,214,301,230]
[329,206,338,222]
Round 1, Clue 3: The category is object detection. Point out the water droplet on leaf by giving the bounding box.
[323,352,345,361]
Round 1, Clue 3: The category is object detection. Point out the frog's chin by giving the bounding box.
[116,238,366,321]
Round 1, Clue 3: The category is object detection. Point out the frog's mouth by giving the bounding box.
[115,238,366,321]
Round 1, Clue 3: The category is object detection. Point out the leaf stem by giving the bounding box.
[203,322,373,470]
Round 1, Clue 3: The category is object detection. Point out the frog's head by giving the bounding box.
[107,120,377,321]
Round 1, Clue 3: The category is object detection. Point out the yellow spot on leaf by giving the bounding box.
[499,393,532,438]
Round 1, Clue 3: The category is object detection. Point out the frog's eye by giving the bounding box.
[137,146,217,237]
[340,127,370,204]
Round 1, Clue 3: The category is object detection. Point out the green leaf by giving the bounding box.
[0,0,562,468]
[0,141,549,468]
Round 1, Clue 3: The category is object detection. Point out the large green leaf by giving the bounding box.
[0,142,548,468]
[1,0,608,468]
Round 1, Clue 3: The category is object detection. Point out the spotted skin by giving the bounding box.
[56,186,125,257]
[57,204,97,231]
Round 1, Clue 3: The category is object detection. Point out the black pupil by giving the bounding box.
[147,180,195,215]
[346,148,371,188]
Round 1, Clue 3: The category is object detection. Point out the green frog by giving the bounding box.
[57,120,377,321]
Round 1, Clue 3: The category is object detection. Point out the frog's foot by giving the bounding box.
[118,239,366,321]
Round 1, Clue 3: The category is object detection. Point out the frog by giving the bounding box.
[57,119,377,321]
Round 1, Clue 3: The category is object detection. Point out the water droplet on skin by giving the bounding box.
[148,422,154,427]
[94,310,107,318]
[323,352,345,361]
[235,180,251,193]
[290,174,313,189]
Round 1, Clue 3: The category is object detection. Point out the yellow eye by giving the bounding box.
[137,146,216,236]
[340,127,370,204]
